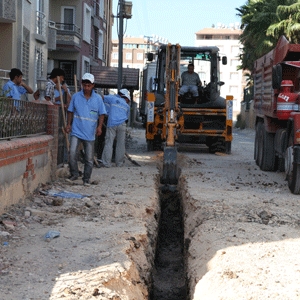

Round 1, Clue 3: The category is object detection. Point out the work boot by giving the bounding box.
[83,180,90,186]
[66,175,78,183]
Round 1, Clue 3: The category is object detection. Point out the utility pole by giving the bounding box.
[117,0,124,91]
[117,1,132,91]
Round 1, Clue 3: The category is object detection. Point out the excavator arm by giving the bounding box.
[160,44,181,185]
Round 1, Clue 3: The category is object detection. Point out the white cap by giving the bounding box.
[119,89,131,101]
[82,73,94,83]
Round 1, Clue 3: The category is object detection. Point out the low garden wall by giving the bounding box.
[0,103,60,214]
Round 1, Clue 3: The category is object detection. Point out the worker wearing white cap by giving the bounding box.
[101,89,131,167]
[65,73,107,185]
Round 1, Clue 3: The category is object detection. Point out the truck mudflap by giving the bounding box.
[160,146,179,185]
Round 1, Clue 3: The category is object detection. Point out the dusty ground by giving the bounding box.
[181,129,300,299]
[1,127,300,299]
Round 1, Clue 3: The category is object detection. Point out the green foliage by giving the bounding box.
[236,0,300,71]
[235,113,246,129]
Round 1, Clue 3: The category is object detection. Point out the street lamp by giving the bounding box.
[116,0,132,91]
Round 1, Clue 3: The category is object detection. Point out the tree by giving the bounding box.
[236,0,299,71]
[267,2,300,43]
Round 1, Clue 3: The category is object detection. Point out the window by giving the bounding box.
[100,0,104,19]
[36,0,44,12]
[22,27,30,80]
[230,72,239,80]
[36,0,46,35]
[98,30,104,59]
[231,59,239,68]
[94,1,99,17]
[61,6,75,29]
[217,46,224,53]
[229,86,238,97]
[231,46,240,56]
[113,52,118,60]
[82,56,90,75]
[59,61,76,86]
[83,3,91,43]
[137,53,143,60]
[220,72,224,81]
[126,53,132,60]
[199,72,206,82]
[35,46,44,80]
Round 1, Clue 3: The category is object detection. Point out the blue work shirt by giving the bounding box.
[3,80,27,100]
[68,90,107,141]
[103,94,130,127]
[54,87,70,104]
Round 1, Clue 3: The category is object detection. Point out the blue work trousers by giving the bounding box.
[69,136,94,182]
[101,122,126,167]
[179,85,199,96]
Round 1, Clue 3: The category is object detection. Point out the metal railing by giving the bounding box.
[0,69,10,81]
[56,23,81,34]
[0,98,47,140]
[36,10,46,36]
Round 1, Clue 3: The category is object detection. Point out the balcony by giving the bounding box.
[56,23,82,52]
[0,0,16,23]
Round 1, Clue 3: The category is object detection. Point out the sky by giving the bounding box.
[112,0,247,45]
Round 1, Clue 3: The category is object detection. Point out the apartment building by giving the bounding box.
[0,0,113,96]
[110,36,166,101]
[195,25,245,120]
[49,0,113,87]
[0,0,50,96]
[111,36,161,70]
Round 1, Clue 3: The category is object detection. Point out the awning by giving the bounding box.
[91,66,140,90]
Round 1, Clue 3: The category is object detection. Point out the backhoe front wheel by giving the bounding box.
[147,138,162,151]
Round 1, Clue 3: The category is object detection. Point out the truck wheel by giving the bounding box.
[153,139,163,151]
[225,141,231,154]
[255,122,263,167]
[276,157,285,172]
[147,140,154,151]
[260,126,276,171]
[254,122,261,163]
[285,133,300,194]
[208,138,227,153]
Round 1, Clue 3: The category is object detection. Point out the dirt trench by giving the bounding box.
[149,185,187,300]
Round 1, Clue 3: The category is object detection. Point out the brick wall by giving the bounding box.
[0,104,60,214]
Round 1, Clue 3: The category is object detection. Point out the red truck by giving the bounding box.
[254,35,300,194]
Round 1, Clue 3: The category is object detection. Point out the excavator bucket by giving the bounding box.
[160,146,178,185]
